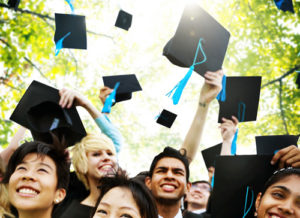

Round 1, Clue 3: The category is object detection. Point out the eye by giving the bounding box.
[107,151,113,156]
[38,168,49,173]
[121,214,133,218]
[97,209,107,215]
[16,166,26,171]
[92,152,101,157]
[272,192,285,199]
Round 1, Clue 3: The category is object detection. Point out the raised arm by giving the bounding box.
[181,70,223,163]
[59,88,123,153]
[0,126,26,165]
[220,116,239,155]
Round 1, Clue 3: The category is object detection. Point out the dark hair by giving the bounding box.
[149,146,190,182]
[261,167,300,196]
[91,172,158,218]
[3,141,70,190]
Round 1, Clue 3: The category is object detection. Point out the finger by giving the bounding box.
[287,154,300,167]
[279,147,299,168]
[61,92,73,108]
[231,116,239,126]
[271,145,296,166]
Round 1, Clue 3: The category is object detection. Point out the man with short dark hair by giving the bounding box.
[184,181,211,214]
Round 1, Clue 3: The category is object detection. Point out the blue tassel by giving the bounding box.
[243,186,254,218]
[238,101,246,122]
[216,75,227,102]
[65,0,75,13]
[55,32,71,56]
[166,66,194,105]
[102,82,120,113]
[231,128,238,155]
[166,38,207,105]
[211,173,215,188]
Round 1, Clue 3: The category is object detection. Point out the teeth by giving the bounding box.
[18,188,38,195]
[100,165,112,170]
[162,185,175,191]
[271,215,280,218]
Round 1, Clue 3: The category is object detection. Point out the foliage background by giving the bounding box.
[0,0,299,180]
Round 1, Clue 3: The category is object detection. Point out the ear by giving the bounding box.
[186,181,191,193]
[54,188,66,204]
[255,192,262,212]
[145,176,152,190]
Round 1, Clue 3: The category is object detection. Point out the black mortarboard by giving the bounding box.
[201,143,222,169]
[7,0,20,10]
[156,109,177,128]
[211,155,277,218]
[274,0,294,13]
[10,80,87,147]
[163,3,230,77]
[54,13,87,50]
[102,74,142,103]
[255,135,299,155]
[218,76,261,123]
[115,10,132,31]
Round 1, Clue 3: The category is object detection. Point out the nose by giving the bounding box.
[100,151,112,162]
[21,170,36,181]
[278,199,294,215]
[165,170,175,180]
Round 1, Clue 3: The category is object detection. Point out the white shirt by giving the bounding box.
[158,209,183,218]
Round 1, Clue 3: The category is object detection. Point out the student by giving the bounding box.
[255,167,300,217]
[2,141,69,218]
[92,172,158,218]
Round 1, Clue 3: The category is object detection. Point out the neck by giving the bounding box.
[18,208,52,218]
[187,203,205,212]
[157,200,181,218]
[81,177,100,206]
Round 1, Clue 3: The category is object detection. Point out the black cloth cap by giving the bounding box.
[103,74,142,102]
[211,155,277,218]
[163,3,230,77]
[54,13,87,50]
[156,109,177,128]
[8,0,20,10]
[201,143,222,169]
[255,135,299,155]
[115,10,132,31]
[218,76,261,123]
[10,80,87,147]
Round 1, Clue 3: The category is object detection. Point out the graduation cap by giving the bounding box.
[10,80,87,147]
[156,109,177,128]
[274,0,294,13]
[163,3,230,77]
[218,76,261,123]
[54,13,87,53]
[211,155,277,218]
[201,143,222,169]
[102,74,142,103]
[7,0,20,10]
[255,135,299,155]
[115,10,132,31]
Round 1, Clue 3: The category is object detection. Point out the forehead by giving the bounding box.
[270,175,300,195]
[20,153,56,168]
[192,182,210,189]
[155,157,186,171]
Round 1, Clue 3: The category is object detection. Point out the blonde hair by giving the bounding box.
[71,133,116,190]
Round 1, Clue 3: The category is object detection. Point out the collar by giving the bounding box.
[158,208,183,218]
[191,209,206,214]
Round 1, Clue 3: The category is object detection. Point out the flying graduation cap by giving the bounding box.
[115,10,133,31]
[7,0,20,10]
[10,80,87,147]
[156,109,177,128]
[274,0,294,13]
[163,3,230,77]
[103,74,142,103]
[211,155,277,218]
[218,76,262,123]
[255,135,299,155]
[201,143,222,169]
[54,13,87,55]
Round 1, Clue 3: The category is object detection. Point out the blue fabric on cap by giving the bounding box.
[102,82,120,113]
[55,32,71,56]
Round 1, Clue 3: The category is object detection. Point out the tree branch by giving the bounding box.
[278,79,289,134]
[262,64,300,88]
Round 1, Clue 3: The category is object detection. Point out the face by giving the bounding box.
[256,175,300,218]
[86,149,117,180]
[146,157,189,202]
[185,182,210,209]
[93,187,141,218]
[8,153,65,213]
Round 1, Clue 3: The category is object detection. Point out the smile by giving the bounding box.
[161,183,177,192]
[17,187,39,196]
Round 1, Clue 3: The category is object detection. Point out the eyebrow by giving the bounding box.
[271,185,290,193]
[19,161,54,171]
[99,202,139,213]
[155,166,185,172]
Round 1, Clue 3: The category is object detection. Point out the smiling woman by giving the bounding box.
[255,168,300,218]
[2,141,70,218]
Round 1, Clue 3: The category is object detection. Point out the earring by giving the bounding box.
[254,211,258,217]
[55,199,59,204]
